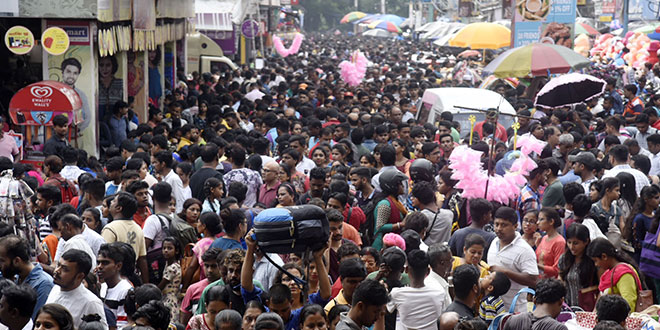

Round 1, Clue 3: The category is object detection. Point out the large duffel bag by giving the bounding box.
[253,205,329,254]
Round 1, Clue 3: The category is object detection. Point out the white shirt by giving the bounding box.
[424,271,452,308]
[387,286,446,330]
[53,234,97,272]
[581,218,607,241]
[602,164,650,196]
[47,284,108,329]
[82,224,105,257]
[143,213,171,253]
[296,157,316,177]
[163,169,186,213]
[487,232,539,313]
[253,253,284,293]
[60,165,86,186]
[402,111,415,123]
[650,152,660,176]
[100,279,133,328]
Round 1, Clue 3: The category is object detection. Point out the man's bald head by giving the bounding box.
[439,312,459,330]
[262,161,281,184]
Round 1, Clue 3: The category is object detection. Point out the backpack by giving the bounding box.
[170,215,199,248]
[359,199,377,247]
[488,288,535,330]
[253,205,329,254]
[54,177,76,204]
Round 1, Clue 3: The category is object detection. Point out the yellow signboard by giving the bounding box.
[4,26,34,55]
[42,27,70,56]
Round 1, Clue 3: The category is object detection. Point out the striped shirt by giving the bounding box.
[480,295,505,324]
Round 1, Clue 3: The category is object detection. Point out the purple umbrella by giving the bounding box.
[534,73,606,109]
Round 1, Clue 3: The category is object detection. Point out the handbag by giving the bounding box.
[611,263,654,313]
[577,285,598,312]
[181,243,200,283]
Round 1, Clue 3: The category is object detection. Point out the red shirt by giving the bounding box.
[343,204,366,231]
[474,121,507,141]
[133,206,152,228]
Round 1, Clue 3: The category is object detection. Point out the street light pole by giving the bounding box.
[622,0,629,35]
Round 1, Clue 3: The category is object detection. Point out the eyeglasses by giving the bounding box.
[522,219,537,224]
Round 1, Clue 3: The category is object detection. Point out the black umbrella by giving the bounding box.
[534,73,606,109]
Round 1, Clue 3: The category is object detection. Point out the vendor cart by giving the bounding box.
[8,81,84,166]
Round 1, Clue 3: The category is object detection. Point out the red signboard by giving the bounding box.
[9,81,83,126]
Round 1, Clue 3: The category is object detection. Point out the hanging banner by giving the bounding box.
[44,21,97,156]
[599,0,616,21]
[42,27,70,56]
[511,0,576,48]
[4,26,34,55]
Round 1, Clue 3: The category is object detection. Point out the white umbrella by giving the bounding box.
[362,29,395,38]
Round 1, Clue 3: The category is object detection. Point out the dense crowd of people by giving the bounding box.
[1,35,660,330]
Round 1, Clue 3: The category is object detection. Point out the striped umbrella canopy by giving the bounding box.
[575,22,599,36]
[483,43,591,78]
[448,22,511,49]
[340,11,368,24]
[367,20,402,33]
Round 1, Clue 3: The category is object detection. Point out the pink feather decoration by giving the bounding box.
[273,33,304,57]
[339,51,368,87]
[448,144,539,204]
[517,135,546,155]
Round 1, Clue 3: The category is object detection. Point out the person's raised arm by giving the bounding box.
[242,229,257,292]
[314,243,331,300]
[489,265,538,287]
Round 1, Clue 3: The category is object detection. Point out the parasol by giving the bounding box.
[448,22,511,49]
[483,43,591,78]
[575,22,599,36]
[367,20,402,33]
[534,73,606,108]
[340,11,367,24]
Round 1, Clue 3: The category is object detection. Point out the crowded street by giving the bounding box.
[2,0,660,329]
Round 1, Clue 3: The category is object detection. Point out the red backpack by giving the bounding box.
[54,177,76,204]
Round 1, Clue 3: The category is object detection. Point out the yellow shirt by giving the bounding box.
[452,256,490,278]
[324,289,349,313]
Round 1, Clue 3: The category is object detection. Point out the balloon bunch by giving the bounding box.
[273,33,303,57]
[448,135,546,204]
[590,32,657,68]
[339,50,368,87]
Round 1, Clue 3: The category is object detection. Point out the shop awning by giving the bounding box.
[9,81,84,126]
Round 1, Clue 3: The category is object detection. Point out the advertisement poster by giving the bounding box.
[127,52,147,122]
[599,0,616,21]
[4,26,34,55]
[628,0,659,21]
[98,53,124,122]
[511,0,576,47]
[42,27,70,56]
[44,21,97,156]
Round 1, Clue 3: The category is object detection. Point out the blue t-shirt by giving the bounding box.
[210,237,245,250]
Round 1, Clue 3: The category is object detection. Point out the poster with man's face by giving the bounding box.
[44,21,97,157]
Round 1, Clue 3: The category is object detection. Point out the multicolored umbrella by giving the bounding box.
[575,22,599,36]
[448,22,511,49]
[535,73,606,108]
[367,20,402,33]
[478,75,519,89]
[340,11,367,24]
[483,43,591,78]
